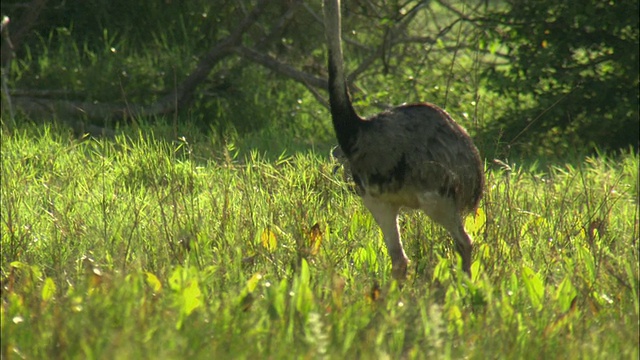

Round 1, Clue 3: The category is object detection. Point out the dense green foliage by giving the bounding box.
[0,2,638,355]
[481,0,639,155]
[1,0,636,156]
[1,124,638,358]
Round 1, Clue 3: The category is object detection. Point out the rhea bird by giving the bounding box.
[323,0,484,279]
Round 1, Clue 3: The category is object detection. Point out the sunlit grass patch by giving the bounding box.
[1,124,638,359]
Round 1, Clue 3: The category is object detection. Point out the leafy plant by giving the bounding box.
[2,123,637,358]
[480,0,639,155]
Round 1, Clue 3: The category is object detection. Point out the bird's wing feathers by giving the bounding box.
[346,104,481,211]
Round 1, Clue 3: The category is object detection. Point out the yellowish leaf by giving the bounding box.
[465,207,486,237]
[309,223,323,255]
[41,277,56,301]
[261,229,277,252]
[145,272,163,293]
[182,280,202,316]
[368,281,381,302]
[246,273,262,293]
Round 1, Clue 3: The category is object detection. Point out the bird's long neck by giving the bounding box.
[323,0,361,156]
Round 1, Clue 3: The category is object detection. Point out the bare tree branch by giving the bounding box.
[253,0,303,49]
[4,0,492,131]
[435,0,487,21]
[148,0,272,115]
[235,46,327,89]
[236,1,460,108]
[6,0,273,124]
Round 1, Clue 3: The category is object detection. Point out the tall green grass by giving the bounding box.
[1,123,638,359]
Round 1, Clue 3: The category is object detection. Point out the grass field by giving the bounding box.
[1,123,638,359]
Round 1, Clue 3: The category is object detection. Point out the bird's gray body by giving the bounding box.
[348,103,482,215]
[323,0,484,278]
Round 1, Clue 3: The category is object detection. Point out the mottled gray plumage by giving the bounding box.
[349,104,482,211]
[324,0,484,279]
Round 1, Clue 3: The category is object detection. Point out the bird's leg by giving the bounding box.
[438,219,473,277]
[419,194,473,277]
[452,224,473,277]
[362,196,408,280]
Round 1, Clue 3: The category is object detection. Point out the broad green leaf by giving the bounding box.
[299,258,310,286]
[448,304,463,334]
[295,259,314,314]
[246,273,262,293]
[522,266,545,311]
[554,277,577,312]
[182,280,203,316]
[432,257,451,283]
[470,259,483,282]
[489,39,500,55]
[168,266,183,291]
[577,245,596,284]
[145,272,163,293]
[41,277,56,302]
[267,279,288,320]
[11,261,42,278]
[509,272,519,292]
[10,261,28,270]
